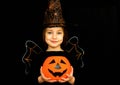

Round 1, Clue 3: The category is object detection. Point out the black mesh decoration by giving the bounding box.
[43,0,65,27]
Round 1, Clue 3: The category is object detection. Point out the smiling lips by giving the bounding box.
[51,40,58,43]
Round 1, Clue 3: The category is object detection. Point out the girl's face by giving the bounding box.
[45,27,64,50]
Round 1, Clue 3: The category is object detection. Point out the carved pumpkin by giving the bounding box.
[41,56,72,80]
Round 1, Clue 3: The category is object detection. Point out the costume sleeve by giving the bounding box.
[22,40,43,75]
[65,36,85,68]
[65,36,85,84]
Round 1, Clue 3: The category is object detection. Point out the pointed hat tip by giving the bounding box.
[43,0,65,27]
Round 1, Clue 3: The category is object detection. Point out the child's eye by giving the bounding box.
[47,32,52,34]
[57,32,62,34]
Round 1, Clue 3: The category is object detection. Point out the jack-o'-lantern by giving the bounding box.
[41,56,72,80]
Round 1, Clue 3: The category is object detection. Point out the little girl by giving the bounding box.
[22,0,84,84]
[37,26,75,85]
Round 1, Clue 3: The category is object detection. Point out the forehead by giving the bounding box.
[46,27,63,31]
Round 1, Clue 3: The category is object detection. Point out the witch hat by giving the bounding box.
[43,0,65,28]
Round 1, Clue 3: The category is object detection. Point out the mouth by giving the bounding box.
[48,69,67,77]
[51,41,58,43]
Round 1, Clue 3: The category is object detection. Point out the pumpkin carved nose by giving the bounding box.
[55,63,61,69]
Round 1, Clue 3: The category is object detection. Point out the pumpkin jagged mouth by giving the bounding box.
[48,69,67,77]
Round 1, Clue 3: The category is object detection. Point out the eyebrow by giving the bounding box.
[57,30,63,31]
[46,29,63,31]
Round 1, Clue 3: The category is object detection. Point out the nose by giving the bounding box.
[52,33,57,39]
[54,63,61,69]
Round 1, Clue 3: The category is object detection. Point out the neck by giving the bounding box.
[46,46,64,51]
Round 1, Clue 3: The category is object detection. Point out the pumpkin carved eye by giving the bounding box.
[60,60,66,64]
[42,56,72,80]
[49,60,55,64]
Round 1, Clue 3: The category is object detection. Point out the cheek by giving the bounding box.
[45,38,50,45]
[45,34,51,40]
[58,35,64,40]
[45,35,50,45]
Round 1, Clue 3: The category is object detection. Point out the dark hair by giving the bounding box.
[42,26,68,50]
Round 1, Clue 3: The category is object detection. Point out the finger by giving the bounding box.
[70,66,73,76]
[43,77,51,82]
[42,75,51,80]
[66,74,72,78]
[65,74,73,81]
[61,77,69,81]
[48,79,57,83]
[40,66,43,72]
[71,66,73,73]
[58,79,66,83]
[40,66,46,78]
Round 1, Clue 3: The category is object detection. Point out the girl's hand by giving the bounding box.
[40,66,57,83]
[58,66,75,84]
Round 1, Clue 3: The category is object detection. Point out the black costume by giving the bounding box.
[22,36,84,85]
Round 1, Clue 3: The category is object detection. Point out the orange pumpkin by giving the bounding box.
[41,56,72,80]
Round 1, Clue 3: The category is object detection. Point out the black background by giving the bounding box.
[2,0,119,84]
